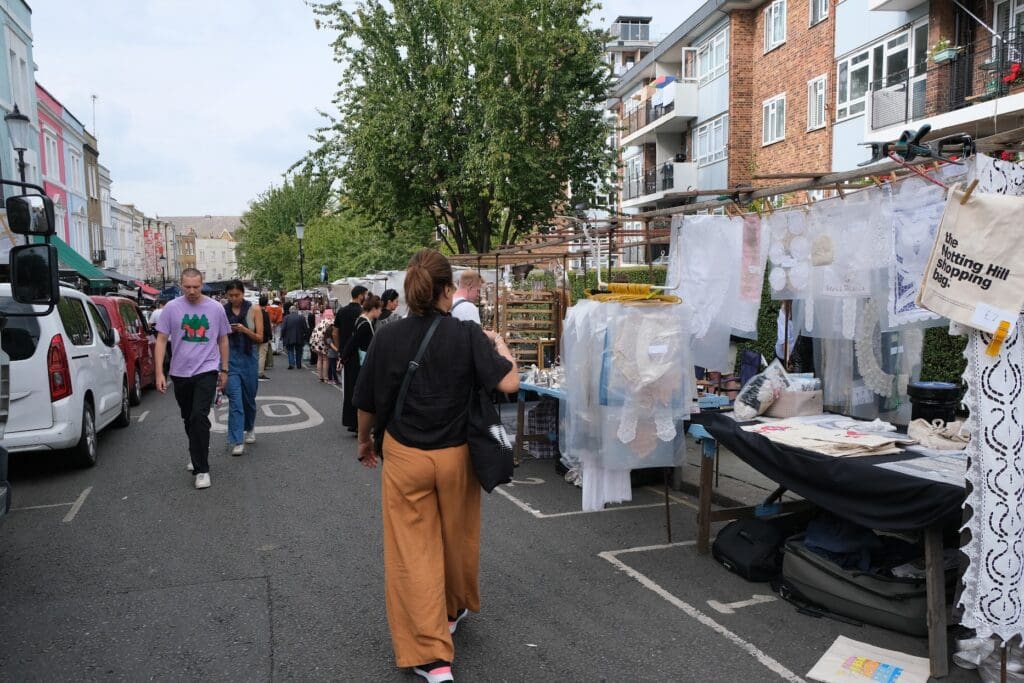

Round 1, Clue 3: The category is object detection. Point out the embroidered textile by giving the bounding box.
[888,178,945,327]
[973,153,1024,196]
[959,315,1024,642]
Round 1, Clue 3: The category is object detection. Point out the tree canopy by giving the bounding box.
[310,0,613,254]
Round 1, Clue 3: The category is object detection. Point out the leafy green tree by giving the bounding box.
[310,0,613,254]
[235,171,334,288]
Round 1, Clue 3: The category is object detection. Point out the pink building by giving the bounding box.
[35,84,69,243]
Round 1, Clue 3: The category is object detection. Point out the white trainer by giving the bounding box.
[187,458,194,472]
[244,430,256,444]
[194,473,211,489]
[231,443,245,456]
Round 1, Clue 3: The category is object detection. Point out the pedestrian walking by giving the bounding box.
[450,270,482,325]
[224,280,263,456]
[303,304,317,366]
[281,303,308,369]
[333,285,367,432]
[376,288,401,330]
[309,316,333,382]
[353,249,518,682]
[257,295,273,380]
[154,268,231,490]
[339,294,382,425]
[266,298,284,366]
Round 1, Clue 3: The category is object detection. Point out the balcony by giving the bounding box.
[621,81,698,146]
[870,30,1024,134]
[621,161,698,208]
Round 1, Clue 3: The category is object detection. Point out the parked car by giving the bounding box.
[0,284,130,467]
[91,295,156,405]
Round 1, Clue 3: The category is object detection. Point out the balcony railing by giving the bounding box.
[871,29,1024,131]
[622,161,689,201]
[625,100,654,136]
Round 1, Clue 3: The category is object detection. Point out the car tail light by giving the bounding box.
[48,334,72,401]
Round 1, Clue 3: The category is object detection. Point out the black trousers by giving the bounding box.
[172,371,218,474]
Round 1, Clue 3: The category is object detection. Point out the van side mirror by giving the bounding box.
[6,194,56,236]
[10,243,60,307]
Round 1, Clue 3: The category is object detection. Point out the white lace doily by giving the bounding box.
[959,316,1024,642]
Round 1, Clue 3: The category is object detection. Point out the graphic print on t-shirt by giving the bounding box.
[181,314,211,343]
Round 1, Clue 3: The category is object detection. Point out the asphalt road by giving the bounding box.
[0,363,975,682]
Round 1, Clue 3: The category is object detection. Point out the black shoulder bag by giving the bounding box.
[465,384,515,493]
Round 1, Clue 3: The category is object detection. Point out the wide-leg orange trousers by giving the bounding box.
[381,432,481,668]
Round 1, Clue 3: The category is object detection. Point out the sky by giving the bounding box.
[30,0,693,217]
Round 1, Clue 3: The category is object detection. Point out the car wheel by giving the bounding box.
[70,402,98,468]
[113,378,131,428]
[129,366,143,406]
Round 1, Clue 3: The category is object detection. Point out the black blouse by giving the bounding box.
[353,312,513,450]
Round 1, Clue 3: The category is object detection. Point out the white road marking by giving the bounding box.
[137,410,150,423]
[210,396,324,433]
[261,402,300,418]
[506,477,545,486]
[708,595,778,615]
[11,502,73,511]
[643,485,699,511]
[62,486,93,523]
[599,543,805,682]
[493,485,682,519]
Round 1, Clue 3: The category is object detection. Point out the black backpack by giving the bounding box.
[712,519,788,582]
[261,309,272,343]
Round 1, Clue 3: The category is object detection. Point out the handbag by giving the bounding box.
[465,385,514,493]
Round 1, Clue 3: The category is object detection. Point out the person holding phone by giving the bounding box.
[224,280,263,456]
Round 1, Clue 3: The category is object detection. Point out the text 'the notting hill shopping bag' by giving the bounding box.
[917,184,1024,334]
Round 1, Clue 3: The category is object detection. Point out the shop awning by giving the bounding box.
[33,235,113,290]
[103,268,140,286]
[136,282,159,296]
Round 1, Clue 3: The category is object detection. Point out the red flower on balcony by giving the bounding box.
[1003,62,1023,84]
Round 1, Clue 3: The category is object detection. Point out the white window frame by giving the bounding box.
[5,27,31,114]
[695,114,728,166]
[807,75,827,130]
[836,49,870,121]
[762,94,786,146]
[697,27,729,85]
[809,0,828,26]
[765,0,787,52]
[43,129,59,181]
[69,150,84,193]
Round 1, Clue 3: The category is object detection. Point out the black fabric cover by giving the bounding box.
[691,413,964,532]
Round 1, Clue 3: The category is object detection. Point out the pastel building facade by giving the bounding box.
[1,0,38,192]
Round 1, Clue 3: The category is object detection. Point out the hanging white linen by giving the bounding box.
[887,178,946,328]
[959,315,1024,642]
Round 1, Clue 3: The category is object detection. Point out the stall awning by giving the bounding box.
[103,268,140,286]
[133,281,159,300]
[33,235,113,290]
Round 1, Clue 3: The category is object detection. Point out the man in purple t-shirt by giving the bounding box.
[155,268,230,490]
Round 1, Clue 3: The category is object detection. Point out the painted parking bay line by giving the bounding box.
[599,542,804,682]
[10,486,92,524]
[494,483,685,519]
[210,395,323,434]
[707,594,777,615]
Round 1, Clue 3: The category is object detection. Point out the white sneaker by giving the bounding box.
[194,473,211,489]
[244,430,256,444]
[231,443,245,456]
[187,458,194,472]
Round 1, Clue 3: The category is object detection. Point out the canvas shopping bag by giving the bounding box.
[917,184,1024,334]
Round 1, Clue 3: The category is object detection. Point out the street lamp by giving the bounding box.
[159,254,167,290]
[295,221,305,291]
[5,103,32,189]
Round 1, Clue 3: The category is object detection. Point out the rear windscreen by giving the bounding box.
[0,297,41,361]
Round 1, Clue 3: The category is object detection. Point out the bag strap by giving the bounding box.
[394,315,443,421]
[451,299,468,312]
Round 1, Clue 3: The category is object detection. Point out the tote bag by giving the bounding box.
[466,387,514,493]
[917,184,1024,333]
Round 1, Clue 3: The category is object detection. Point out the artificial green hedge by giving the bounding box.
[561,267,963,382]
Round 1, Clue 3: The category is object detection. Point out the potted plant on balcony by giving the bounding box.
[930,38,960,64]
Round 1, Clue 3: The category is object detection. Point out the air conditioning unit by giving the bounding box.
[92,249,106,264]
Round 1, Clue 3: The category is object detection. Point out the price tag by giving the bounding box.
[971,303,1017,335]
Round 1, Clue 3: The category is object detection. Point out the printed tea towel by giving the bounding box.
[916,184,1024,333]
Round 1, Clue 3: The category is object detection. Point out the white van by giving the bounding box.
[0,284,130,467]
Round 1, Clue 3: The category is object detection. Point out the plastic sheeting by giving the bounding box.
[562,299,694,511]
[667,214,766,370]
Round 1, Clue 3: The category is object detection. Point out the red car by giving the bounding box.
[90,295,156,405]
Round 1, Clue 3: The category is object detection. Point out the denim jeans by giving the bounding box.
[226,348,258,445]
[287,344,303,368]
